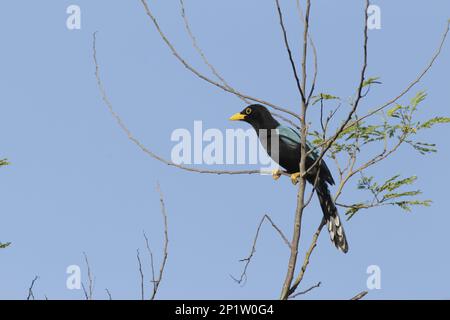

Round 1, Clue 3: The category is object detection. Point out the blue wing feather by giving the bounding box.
[276,125,318,159]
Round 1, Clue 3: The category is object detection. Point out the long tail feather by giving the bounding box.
[316,182,349,253]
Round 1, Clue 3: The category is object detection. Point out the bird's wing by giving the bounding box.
[276,125,318,158]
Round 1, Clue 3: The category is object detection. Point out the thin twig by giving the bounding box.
[289,281,321,299]
[351,290,369,300]
[82,252,94,300]
[302,0,370,187]
[137,249,145,300]
[355,20,450,126]
[105,288,112,300]
[305,19,449,162]
[139,0,301,120]
[150,182,169,300]
[288,217,326,296]
[27,276,39,300]
[178,0,299,129]
[143,232,156,293]
[93,32,290,178]
[296,0,318,104]
[275,0,306,103]
[232,214,290,285]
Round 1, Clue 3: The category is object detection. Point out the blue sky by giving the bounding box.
[0,1,449,299]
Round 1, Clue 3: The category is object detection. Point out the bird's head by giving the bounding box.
[229,104,279,131]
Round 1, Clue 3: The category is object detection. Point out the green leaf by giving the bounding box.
[410,91,427,108]
[383,190,422,200]
[345,203,367,220]
[406,141,438,155]
[395,200,432,212]
[387,104,402,117]
[0,158,9,167]
[0,242,11,249]
[311,93,340,105]
[379,175,417,192]
[419,117,450,129]
[362,77,381,88]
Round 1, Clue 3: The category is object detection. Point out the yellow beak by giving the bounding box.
[229,113,246,121]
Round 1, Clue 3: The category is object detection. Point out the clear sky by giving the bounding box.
[0,0,449,300]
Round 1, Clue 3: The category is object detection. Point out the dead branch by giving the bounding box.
[296,0,318,103]
[143,232,156,294]
[150,183,169,300]
[351,290,369,300]
[26,276,39,300]
[93,32,290,178]
[81,252,94,300]
[279,0,312,300]
[105,288,112,300]
[139,0,300,120]
[232,214,290,285]
[355,20,450,126]
[288,217,325,297]
[137,249,145,300]
[289,281,321,299]
[178,0,299,129]
[275,0,306,103]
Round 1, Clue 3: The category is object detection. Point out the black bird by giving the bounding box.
[230,104,348,253]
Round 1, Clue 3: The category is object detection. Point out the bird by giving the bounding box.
[229,104,348,253]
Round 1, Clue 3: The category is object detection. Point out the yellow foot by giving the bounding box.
[272,169,282,181]
[290,172,301,185]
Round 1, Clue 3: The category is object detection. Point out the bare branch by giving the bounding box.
[179,0,246,103]
[178,0,299,128]
[139,0,300,120]
[280,0,312,301]
[289,281,321,299]
[307,19,449,162]
[351,290,369,300]
[93,32,292,178]
[27,276,39,300]
[137,249,145,300]
[288,217,326,297]
[150,182,169,300]
[82,252,94,300]
[105,288,112,300]
[143,232,156,293]
[275,0,306,103]
[296,0,318,103]
[303,0,370,186]
[355,20,450,126]
[232,214,290,285]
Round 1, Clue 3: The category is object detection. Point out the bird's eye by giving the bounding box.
[245,108,252,115]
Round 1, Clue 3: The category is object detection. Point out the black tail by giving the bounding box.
[316,182,349,253]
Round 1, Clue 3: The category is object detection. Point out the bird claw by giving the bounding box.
[290,172,301,185]
[272,169,282,181]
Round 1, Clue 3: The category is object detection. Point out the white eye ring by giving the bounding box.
[245,108,252,115]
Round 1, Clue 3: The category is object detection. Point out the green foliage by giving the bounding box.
[345,174,432,220]
[309,90,448,219]
[0,158,9,167]
[0,242,11,249]
[362,76,382,88]
[311,93,340,106]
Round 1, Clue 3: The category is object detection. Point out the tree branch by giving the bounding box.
[232,214,290,285]
[289,281,321,299]
[150,182,169,300]
[351,290,369,300]
[139,0,300,120]
[275,0,306,103]
[288,217,325,297]
[26,276,39,300]
[93,32,290,178]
